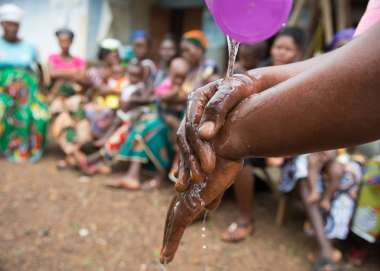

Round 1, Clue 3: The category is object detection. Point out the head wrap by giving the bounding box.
[132,29,148,41]
[0,3,24,23]
[328,28,355,51]
[183,30,208,50]
[100,38,122,51]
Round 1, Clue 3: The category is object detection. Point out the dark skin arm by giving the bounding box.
[177,22,380,187]
[215,22,380,159]
[161,23,380,263]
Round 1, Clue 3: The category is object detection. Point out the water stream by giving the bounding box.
[226,36,240,78]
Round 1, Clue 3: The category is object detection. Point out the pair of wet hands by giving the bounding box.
[160,74,257,264]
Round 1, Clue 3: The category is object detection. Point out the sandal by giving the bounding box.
[221,222,254,242]
[105,178,141,190]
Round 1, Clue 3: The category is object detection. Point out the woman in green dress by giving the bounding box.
[0,5,49,162]
[107,58,191,190]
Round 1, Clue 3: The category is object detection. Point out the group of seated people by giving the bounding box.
[0,4,378,270]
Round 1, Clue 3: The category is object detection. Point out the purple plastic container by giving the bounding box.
[206,0,293,43]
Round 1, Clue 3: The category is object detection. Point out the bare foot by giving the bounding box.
[106,177,141,190]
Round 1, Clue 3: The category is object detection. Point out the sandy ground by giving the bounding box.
[0,152,379,271]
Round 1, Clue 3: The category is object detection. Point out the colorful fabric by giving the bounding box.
[352,158,380,243]
[0,68,50,162]
[154,78,172,97]
[0,38,38,69]
[118,111,174,172]
[48,53,85,71]
[183,30,208,50]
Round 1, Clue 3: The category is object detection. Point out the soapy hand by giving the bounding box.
[175,73,265,191]
[160,156,243,264]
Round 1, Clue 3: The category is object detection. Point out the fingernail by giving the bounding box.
[199,122,215,139]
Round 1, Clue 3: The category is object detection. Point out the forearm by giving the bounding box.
[247,50,338,91]
[215,23,380,159]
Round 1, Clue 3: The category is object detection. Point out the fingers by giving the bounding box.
[185,121,215,175]
[175,122,192,191]
[160,195,203,264]
[199,74,255,140]
[185,81,220,174]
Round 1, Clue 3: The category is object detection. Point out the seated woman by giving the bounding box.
[154,34,178,87]
[0,4,49,162]
[85,39,122,141]
[48,28,90,169]
[131,30,157,85]
[180,30,219,92]
[105,57,190,190]
[79,60,147,175]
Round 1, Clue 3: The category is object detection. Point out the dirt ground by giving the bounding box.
[0,152,379,271]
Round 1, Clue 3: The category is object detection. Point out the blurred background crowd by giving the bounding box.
[0,0,379,270]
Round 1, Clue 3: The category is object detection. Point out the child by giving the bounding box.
[95,64,128,110]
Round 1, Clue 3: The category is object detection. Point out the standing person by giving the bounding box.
[221,28,305,242]
[154,34,178,87]
[48,28,86,96]
[131,30,157,84]
[0,4,49,162]
[180,30,219,93]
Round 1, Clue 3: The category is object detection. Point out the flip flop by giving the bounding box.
[221,222,254,242]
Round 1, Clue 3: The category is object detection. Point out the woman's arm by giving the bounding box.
[215,23,380,159]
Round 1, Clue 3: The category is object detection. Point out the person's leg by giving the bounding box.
[320,161,344,211]
[307,154,323,204]
[299,180,341,262]
[221,165,254,242]
[234,165,255,225]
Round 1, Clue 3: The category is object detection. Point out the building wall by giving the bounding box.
[0,0,89,62]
